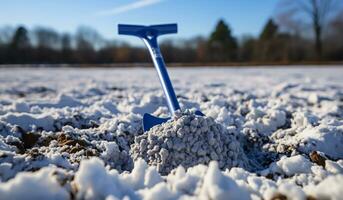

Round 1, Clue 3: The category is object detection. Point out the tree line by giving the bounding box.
[0,0,342,65]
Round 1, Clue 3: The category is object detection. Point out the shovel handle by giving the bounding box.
[118,24,180,115]
[143,36,180,115]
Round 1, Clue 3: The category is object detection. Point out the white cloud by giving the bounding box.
[95,0,164,16]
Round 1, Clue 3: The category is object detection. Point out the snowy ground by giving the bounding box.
[0,67,343,200]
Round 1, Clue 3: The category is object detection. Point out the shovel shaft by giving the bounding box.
[143,37,180,115]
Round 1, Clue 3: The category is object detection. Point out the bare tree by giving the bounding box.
[301,0,334,59]
[0,26,15,44]
[75,26,104,63]
[276,0,336,60]
[275,8,304,36]
[34,27,60,49]
[325,10,343,60]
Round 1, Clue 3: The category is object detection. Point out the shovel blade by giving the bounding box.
[143,113,170,132]
[194,110,205,116]
[142,110,205,132]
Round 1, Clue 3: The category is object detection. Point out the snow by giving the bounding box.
[304,174,343,200]
[277,183,306,200]
[325,160,343,174]
[74,157,136,200]
[276,155,313,176]
[296,124,343,159]
[0,167,69,200]
[199,161,250,200]
[1,112,55,131]
[0,66,343,199]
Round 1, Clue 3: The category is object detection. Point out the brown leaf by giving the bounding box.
[309,151,326,168]
[22,132,40,149]
[271,193,287,200]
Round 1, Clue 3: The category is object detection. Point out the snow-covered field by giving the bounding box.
[0,67,343,200]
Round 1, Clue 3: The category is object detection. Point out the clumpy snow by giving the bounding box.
[131,110,248,175]
[0,166,69,200]
[74,158,137,200]
[304,174,343,199]
[0,67,343,199]
[1,112,56,131]
[275,155,313,176]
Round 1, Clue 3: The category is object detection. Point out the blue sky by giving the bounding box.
[0,0,278,45]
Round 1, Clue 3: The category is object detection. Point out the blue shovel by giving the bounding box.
[118,24,203,132]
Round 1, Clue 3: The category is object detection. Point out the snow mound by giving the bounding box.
[131,110,248,174]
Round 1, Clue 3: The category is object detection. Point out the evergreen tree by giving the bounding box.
[256,19,294,62]
[239,36,256,62]
[8,26,31,63]
[10,26,30,49]
[0,43,4,64]
[260,19,278,40]
[208,19,238,62]
[61,33,74,63]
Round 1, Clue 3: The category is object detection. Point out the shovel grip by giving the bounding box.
[118,24,177,38]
